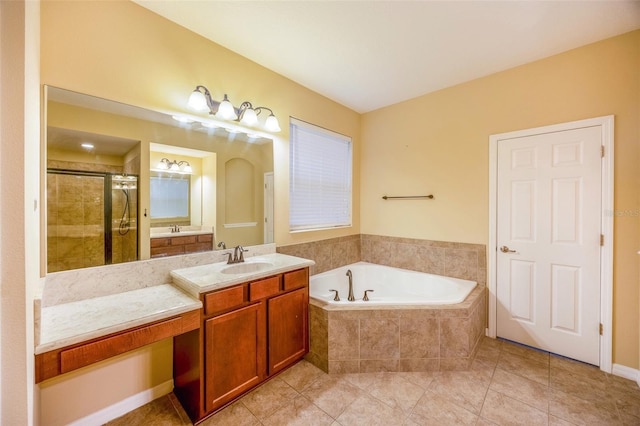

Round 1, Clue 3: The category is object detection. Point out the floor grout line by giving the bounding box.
[109,338,640,426]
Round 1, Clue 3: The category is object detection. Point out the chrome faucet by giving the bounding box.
[346,269,355,301]
[233,245,248,263]
[217,241,226,249]
[222,246,248,264]
[171,224,180,233]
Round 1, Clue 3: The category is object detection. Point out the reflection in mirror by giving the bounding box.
[45,86,274,273]
[47,125,140,272]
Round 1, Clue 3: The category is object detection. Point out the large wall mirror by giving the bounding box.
[45,86,274,273]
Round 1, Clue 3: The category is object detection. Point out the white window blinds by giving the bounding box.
[289,118,352,232]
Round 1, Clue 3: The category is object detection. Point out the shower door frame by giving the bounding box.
[46,169,139,268]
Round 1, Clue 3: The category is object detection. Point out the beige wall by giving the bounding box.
[39,0,360,423]
[38,340,172,426]
[35,1,640,423]
[41,0,362,248]
[1,0,41,424]
[361,30,640,368]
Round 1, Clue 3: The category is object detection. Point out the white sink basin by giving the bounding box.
[220,261,274,275]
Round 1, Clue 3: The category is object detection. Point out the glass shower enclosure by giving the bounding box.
[47,170,138,272]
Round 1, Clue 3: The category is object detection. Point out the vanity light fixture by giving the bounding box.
[155,158,193,174]
[187,85,281,132]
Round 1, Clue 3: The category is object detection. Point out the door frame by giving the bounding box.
[264,172,274,243]
[488,115,614,373]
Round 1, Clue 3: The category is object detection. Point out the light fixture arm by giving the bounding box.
[193,85,223,116]
[254,106,275,116]
[187,85,281,132]
[237,101,255,121]
[156,158,192,173]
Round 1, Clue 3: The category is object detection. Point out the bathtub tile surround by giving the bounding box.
[309,286,486,373]
[276,235,361,275]
[361,234,486,285]
[280,234,488,374]
[277,234,486,285]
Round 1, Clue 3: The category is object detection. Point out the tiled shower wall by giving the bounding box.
[47,172,107,272]
[47,159,139,272]
[277,234,486,285]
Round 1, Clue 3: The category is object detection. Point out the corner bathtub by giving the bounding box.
[309,261,476,306]
[306,262,486,374]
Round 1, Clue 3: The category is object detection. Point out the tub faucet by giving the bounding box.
[346,269,355,301]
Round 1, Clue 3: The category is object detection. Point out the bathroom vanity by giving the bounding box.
[169,253,313,423]
[150,227,215,258]
[150,233,214,258]
[35,246,313,424]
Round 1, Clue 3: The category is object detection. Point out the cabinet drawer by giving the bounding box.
[151,245,184,258]
[204,285,246,316]
[184,242,213,254]
[249,276,280,301]
[284,268,308,291]
[170,235,197,245]
[150,238,170,248]
[36,310,200,383]
[197,234,213,243]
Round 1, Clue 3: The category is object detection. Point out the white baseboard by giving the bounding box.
[612,363,640,387]
[67,379,174,426]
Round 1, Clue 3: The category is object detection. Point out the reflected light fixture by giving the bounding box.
[187,85,281,132]
[155,158,193,174]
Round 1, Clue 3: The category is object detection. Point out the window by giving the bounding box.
[150,173,190,221]
[289,118,352,232]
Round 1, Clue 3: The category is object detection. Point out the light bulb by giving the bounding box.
[182,163,193,174]
[172,115,194,124]
[188,89,208,111]
[216,95,238,120]
[265,114,281,132]
[157,160,168,170]
[240,108,258,126]
[170,162,180,171]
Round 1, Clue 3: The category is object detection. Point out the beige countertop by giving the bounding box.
[170,253,315,296]
[36,284,201,355]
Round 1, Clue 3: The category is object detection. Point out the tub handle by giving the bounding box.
[363,289,374,301]
[329,289,340,301]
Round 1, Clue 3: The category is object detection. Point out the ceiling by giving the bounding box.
[135,1,640,113]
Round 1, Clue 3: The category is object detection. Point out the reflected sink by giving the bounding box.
[220,261,274,275]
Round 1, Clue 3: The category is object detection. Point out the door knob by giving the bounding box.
[500,246,517,253]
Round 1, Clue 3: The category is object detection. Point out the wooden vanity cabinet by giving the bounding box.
[150,233,213,258]
[268,286,308,375]
[205,301,266,412]
[173,267,309,423]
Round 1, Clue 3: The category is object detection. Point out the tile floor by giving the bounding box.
[107,337,640,425]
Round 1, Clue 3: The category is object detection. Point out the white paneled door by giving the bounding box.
[496,126,602,365]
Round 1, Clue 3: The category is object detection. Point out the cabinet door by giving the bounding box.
[205,302,266,412]
[268,287,309,375]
